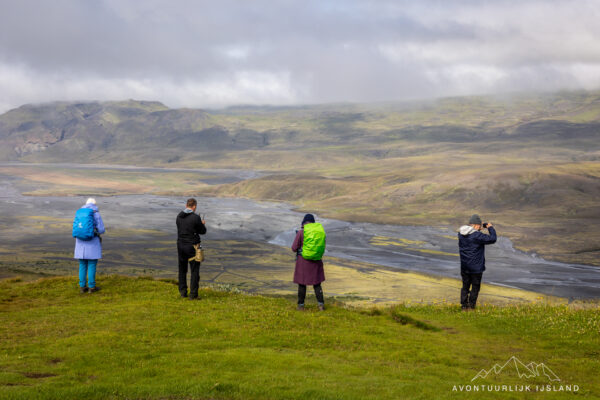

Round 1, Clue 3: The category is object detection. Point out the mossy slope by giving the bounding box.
[1,276,598,399]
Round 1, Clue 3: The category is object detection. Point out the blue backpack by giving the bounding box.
[72,208,96,241]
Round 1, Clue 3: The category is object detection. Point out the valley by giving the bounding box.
[1,91,599,268]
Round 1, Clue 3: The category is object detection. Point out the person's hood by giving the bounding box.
[83,203,98,212]
[459,225,477,235]
[301,213,315,226]
[178,208,195,218]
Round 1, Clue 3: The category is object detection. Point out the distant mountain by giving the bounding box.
[472,356,561,382]
[0,99,269,163]
[1,91,600,164]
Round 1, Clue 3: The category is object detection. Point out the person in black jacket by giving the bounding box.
[176,198,207,299]
[458,214,496,311]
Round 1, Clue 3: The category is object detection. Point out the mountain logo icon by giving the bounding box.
[472,356,560,382]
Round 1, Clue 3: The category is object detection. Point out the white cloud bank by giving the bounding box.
[1,0,600,112]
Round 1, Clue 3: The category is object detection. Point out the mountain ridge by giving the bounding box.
[2,91,600,163]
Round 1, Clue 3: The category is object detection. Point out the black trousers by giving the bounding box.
[298,284,324,305]
[177,242,200,298]
[461,271,483,309]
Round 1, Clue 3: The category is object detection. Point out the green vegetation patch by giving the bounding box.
[0,276,598,399]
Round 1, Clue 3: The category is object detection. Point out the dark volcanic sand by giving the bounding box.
[1,167,599,299]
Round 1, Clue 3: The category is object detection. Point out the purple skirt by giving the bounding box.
[293,256,325,285]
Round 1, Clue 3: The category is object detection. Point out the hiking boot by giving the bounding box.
[297,304,305,311]
[189,295,199,300]
[180,291,188,298]
[88,286,100,293]
[79,287,88,294]
[318,304,325,311]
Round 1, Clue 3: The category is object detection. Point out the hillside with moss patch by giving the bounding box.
[0,276,599,399]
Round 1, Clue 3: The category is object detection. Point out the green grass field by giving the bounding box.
[1,276,598,399]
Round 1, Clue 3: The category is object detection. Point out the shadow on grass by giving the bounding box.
[360,305,442,331]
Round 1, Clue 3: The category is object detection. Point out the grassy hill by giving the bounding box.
[2,91,600,165]
[0,276,599,399]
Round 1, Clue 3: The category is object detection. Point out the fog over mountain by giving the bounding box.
[1,0,600,112]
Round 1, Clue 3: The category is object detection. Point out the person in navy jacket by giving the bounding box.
[458,214,496,310]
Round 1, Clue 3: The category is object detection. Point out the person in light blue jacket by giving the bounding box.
[74,198,105,293]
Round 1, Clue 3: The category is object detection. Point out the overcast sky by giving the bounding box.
[1,0,600,112]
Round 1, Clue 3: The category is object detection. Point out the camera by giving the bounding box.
[482,223,489,228]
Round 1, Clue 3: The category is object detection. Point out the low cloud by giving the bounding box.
[0,63,299,112]
[1,0,600,112]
